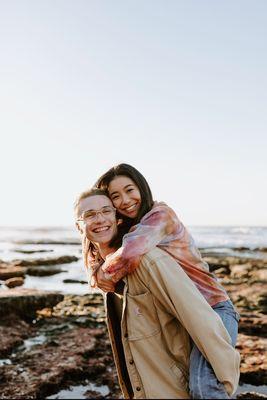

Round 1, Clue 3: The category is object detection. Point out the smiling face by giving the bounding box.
[77,195,118,247]
[108,175,142,219]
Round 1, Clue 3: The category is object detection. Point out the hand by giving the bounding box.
[96,268,115,292]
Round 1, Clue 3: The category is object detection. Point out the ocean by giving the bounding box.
[0,225,266,295]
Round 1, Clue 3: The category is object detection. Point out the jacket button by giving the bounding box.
[136,387,141,391]
[124,333,128,338]
[129,359,134,365]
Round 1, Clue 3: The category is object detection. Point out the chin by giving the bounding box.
[95,234,112,243]
[127,212,138,219]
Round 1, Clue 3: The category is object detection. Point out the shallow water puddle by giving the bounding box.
[0,359,12,366]
[46,382,110,399]
[0,335,47,365]
[23,334,47,350]
[45,382,267,399]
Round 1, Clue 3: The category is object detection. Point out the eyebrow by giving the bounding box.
[83,205,111,212]
[109,184,134,196]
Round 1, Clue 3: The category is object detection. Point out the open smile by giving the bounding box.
[124,203,138,212]
[92,226,111,233]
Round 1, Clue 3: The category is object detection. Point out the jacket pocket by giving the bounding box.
[126,291,161,341]
[170,362,189,392]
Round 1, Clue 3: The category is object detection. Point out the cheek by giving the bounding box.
[133,191,141,202]
[110,218,118,230]
[85,224,93,239]
[112,198,121,209]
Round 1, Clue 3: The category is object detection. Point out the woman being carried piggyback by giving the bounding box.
[84,163,240,399]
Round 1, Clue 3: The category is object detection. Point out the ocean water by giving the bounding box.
[189,225,267,249]
[0,225,266,295]
[1,225,267,250]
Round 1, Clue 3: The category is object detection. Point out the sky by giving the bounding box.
[0,0,266,227]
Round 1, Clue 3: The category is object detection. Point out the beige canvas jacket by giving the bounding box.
[105,248,240,399]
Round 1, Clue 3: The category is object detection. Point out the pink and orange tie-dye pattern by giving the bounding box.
[93,202,229,306]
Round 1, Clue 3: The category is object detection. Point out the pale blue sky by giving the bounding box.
[1,0,266,227]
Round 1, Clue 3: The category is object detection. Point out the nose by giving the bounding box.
[121,193,131,206]
[95,212,106,222]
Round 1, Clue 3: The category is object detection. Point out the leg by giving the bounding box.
[189,301,239,399]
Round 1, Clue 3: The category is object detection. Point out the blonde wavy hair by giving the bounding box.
[74,187,108,270]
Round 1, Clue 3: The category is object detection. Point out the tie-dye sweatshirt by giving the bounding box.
[97,202,229,307]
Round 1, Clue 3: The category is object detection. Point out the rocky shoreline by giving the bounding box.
[0,249,266,399]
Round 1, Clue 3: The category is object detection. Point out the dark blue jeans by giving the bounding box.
[189,300,240,399]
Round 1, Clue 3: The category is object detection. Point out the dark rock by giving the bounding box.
[0,314,35,357]
[0,295,120,399]
[202,257,231,272]
[27,267,65,276]
[4,277,24,288]
[223,280,266,315]
[257,294,267,314]
[239,315,267,336]
[237,392,267,399]
[214,267,231,276]
[0,265,26,280]
[12,255,79,267]
[237,334,267,385]
[63,279,88,284]
[0,289,64,319]
[14,249,54,254]
[14,240,80,245]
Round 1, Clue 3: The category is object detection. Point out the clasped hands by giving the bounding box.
[96,267,115,292]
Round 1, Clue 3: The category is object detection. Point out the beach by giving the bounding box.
[0,226,266,399]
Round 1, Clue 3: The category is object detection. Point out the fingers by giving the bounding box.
[103,287,115,293]
[95,267,116,292]
[96,277,114,292]
[100,285,115,293]
[97,280,115,292]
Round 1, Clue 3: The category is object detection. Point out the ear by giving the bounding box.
[117,218,123,225]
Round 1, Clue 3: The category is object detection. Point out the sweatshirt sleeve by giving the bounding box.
[142,251,240,397]
[102,203,180,283]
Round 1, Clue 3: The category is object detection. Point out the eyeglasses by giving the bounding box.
[77,206,116,222]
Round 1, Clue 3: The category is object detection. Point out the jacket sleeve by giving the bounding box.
[102,203,180,283]
[142,251,240,397]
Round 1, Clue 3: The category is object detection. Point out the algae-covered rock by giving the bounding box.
[12,255,79,267]
[0,288,64,319]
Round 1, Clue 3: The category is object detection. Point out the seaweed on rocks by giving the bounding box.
[0,293,121,399]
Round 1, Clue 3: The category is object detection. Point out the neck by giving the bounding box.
[96,243,114,260]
